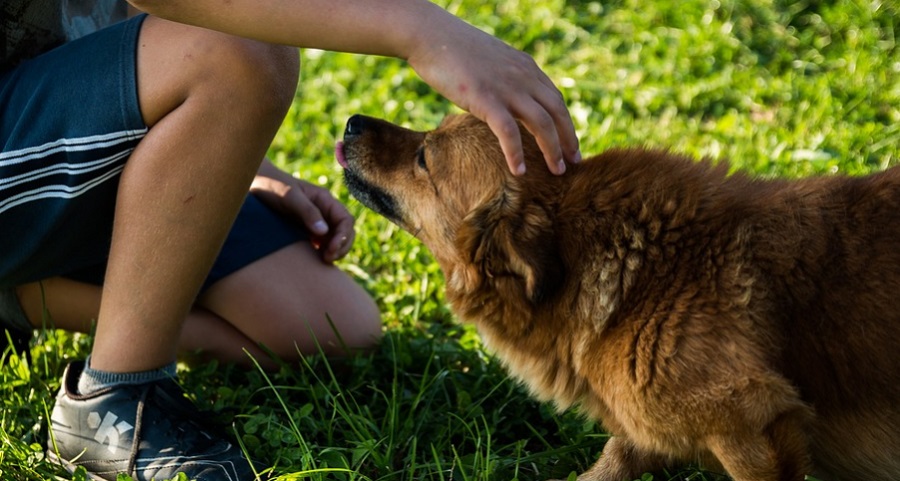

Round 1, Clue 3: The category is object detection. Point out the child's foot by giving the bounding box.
[47,361,268,480]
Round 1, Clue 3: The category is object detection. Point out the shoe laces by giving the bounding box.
[125,378,233,473]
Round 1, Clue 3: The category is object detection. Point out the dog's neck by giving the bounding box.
[445,274,591,411]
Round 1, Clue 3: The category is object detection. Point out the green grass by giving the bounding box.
[3,0,899,480]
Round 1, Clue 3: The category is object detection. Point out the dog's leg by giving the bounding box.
[705,411,812,481]
[569,436,673,481]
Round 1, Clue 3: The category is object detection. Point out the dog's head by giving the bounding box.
[337,114,565,304]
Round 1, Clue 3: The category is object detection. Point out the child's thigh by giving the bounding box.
[0,16,148,289]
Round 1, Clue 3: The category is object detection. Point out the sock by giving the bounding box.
[77,355,177,395]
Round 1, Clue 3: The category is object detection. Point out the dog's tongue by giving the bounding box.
[335,141,348,168]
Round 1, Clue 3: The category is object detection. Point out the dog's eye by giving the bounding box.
[416,147,429,172]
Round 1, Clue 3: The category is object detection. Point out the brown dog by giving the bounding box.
[336,113,900,481]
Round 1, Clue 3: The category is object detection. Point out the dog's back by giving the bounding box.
[751,167,900,480]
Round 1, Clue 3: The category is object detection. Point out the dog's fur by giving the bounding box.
[338,113,900,481]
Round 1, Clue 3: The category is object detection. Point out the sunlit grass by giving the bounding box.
[2,1,898,480]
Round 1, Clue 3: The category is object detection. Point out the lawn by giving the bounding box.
[2,0,899,480]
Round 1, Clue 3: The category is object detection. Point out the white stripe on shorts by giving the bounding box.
[0,149,132,191]
[0,128,147,215]
[0,128,147,167]
[0,164,126,215]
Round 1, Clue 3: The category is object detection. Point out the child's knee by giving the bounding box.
[341,298,384,351]
[222,40,299,114]
[197,35,299,118]
[137,17,299,124]
[311,297,382,355]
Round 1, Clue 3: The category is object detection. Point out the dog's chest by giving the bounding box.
[476,323,590,412]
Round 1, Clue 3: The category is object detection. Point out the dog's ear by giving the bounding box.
[456,190,564,304]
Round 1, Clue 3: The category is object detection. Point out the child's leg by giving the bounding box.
[13,238,381,368]
[89,16,298,373]
[191,190,383,361]
[12,185,382,367]
[196,240,382,359]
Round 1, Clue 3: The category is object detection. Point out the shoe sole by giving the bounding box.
[46,449,103,481]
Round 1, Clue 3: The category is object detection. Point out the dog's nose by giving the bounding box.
[345,115,365,137]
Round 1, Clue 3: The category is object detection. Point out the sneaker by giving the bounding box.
[47,361,268,480]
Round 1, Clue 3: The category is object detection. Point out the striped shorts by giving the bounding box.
[1,15,306,333]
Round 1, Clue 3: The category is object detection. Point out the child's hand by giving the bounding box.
[251,167,355,263]
[406,8,581,176]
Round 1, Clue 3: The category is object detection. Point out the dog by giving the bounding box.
[336,112,900,481]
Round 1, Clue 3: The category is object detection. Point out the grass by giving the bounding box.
[2,0,899,480]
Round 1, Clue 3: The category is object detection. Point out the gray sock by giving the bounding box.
[77,355,177,395]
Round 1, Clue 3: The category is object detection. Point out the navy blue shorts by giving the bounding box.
[0,15,307,299]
